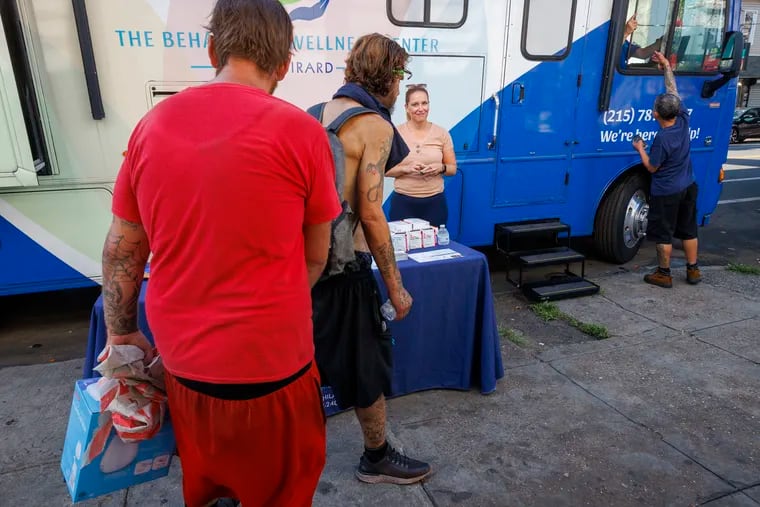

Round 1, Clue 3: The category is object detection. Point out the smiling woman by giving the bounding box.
[386,84,457,227]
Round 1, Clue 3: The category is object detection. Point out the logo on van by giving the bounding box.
[281,0,330,22]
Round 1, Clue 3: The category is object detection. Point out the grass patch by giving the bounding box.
[726,263,760,276]
[529,302,610,340]
[529,302,562,321]
[499,326,528,347]
[566,319,610,340]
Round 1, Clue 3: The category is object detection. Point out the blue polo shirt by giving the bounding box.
[648,105,694,196]
[620,41,641,68]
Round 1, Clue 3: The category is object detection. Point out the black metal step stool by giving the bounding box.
[494,219,599,302]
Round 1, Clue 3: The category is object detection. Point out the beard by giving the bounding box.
[377,90,398,112]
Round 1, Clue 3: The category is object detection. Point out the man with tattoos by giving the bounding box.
[633,51,701,288]
[101,1,339,505]
[311,33,432,485]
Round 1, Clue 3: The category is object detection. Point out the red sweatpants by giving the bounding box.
[164,362,326,507]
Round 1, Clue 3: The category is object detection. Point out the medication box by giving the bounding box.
[406,230,423,250]
[388,220,413,234]
[392,232,408,253]
[403,218,430,230]
[61,378,175,503]
[421,228,437,248]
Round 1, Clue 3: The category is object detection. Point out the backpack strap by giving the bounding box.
[326,106,375,237]
[326,106,376,133]
[306,102,326,122]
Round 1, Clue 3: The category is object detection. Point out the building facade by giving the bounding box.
[739,1,760,107]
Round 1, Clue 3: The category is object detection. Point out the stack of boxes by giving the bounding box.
[388,218,439,257]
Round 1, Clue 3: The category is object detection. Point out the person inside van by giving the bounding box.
[621,13,662,67]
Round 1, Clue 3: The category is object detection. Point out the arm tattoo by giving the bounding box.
[366,178,383,203]
[663,66,678,97]
[102,218,149,335]
[373,240,402,290]
[364,137,391,202]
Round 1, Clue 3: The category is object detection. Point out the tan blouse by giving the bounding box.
[394,122,453,198]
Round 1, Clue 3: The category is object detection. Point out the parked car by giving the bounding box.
[731,107,760,143]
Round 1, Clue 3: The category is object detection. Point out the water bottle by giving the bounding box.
[437,224,450,245]
[380,299,396,321]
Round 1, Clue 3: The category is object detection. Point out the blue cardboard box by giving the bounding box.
[321,385,342,417]
[61,378,175,503]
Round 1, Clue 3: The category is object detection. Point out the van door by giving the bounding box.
[0,12,37,187]
[494,0,586,206]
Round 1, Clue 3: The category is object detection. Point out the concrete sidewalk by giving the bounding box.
[0,266,758,506]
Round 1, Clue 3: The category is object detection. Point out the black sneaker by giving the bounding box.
[356,446,432,485]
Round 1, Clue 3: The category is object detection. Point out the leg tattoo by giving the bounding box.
[656,243,672,269]
[355,395,387,448]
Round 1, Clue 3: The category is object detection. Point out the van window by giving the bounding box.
[387,0,468,28]
[670,0,727,73]
[522,0,576,61]
[620,0,728,74]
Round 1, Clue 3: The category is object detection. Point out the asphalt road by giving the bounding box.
[1,144,759,367]
[722,142,760,203]
[699,142,760,266]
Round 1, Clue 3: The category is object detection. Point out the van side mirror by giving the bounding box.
[702,32,745,98]
[718,32,744,76]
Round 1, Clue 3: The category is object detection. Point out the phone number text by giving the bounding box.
[603,108,692,125]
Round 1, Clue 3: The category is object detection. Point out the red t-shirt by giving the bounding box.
[112,83,340,383]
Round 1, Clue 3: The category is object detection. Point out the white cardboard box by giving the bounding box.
[406,230,423,250]
[61,378,175,503]
[403,218,431,230]
[388,220,413,234]
[392,233,408,252]
[421,228,437,248]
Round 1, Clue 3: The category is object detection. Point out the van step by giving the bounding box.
[495,220,569,237]
[513,247,586,267]
[522,277,600,302]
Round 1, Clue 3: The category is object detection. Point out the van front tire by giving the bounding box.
[594,173,649,264]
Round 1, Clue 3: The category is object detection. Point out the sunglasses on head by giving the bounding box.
[406,83,427,89]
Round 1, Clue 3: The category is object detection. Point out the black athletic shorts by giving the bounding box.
[311,253,393,410]
[647,182,698,244]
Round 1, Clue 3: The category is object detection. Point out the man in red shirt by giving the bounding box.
[101,1,340,505]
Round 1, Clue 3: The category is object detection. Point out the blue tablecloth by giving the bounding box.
[84,241,503,406]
